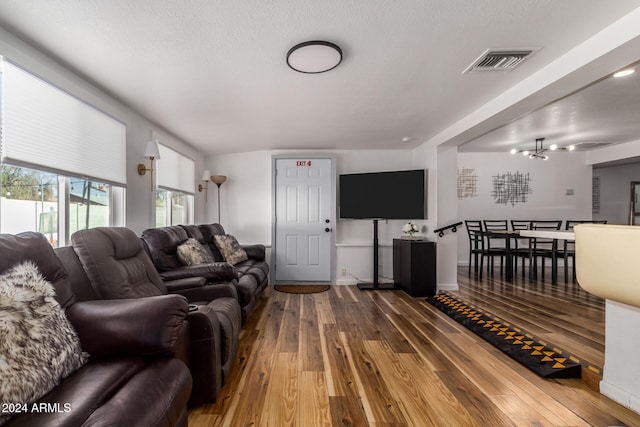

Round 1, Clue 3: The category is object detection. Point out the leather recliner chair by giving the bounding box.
[1,232,192,427]
[61,226,242,405]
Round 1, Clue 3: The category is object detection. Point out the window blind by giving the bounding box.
[156,143,195,194]
[0,59,127,185]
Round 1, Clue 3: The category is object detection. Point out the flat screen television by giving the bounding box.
[339,169,426,219]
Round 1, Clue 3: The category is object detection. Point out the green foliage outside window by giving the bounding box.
[1,166,57,201]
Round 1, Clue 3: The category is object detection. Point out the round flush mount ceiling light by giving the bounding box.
[287,41,342,74]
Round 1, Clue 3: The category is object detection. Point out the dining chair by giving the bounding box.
[510,220,532,278]
[558,220,607,283]
[529,220,563,281]
[464,220,485,277]
[482,220,509,276]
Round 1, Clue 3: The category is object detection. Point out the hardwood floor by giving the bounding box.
[188,271,640,426]
[456,265,606,370]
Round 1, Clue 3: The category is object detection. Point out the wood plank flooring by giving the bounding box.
[456,265,606,369]
[188,271,640,426]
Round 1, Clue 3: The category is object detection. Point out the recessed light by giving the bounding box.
[401,137,412,143]
[613,69,635,78]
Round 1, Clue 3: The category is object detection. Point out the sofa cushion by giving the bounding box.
[0,232,74,309]
[235,258,269,284]
[0,262,87,424]
[214,235,248,265]
[177,238,215,266]
[71,227,167,299]
[141,226,189,272]
[198,224,226,262]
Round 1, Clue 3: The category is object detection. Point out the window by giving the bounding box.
[0,164,125,247]
[155,189,194,227]
[154,143,195,227]
[69,177,114,234]
[0,59,127,246]
[1,166,59,245]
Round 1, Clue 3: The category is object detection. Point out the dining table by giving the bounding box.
[483,230,575,283]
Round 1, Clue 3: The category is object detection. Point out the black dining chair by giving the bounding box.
[558,220,607,283]
[465,220,485,277]
[482,220,509,276]
[510,220,532,278]
[529,220,563,281]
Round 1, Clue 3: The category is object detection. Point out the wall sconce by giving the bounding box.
[137,140,161,191]
[198,170,210,201]
[211,175,227,222]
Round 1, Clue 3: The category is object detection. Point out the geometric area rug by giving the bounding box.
[427,293,583,379]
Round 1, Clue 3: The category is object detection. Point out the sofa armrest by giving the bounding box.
[159,262,238,282]
[65,294,188,358]
[165,276,207,292]
[242,244,266,261]
[173,281,238,302]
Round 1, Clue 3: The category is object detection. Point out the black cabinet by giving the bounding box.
[393,239,437,297]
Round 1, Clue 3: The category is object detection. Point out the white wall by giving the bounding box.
[435,145,459,289]
[593,162,640,225]
[205,149,428,284]
[601,300,640,414]
[410,140,459,291]
[457,151,592,263]
[0,26,206,235]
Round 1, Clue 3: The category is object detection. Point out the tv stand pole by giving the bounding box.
[357,219,396,290]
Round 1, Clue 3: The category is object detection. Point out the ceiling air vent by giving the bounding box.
[463,48,538,74]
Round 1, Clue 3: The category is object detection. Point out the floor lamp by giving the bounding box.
[211,175,227,223]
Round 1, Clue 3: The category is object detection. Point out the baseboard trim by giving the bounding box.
[437,283,459,291]
[600,380,640,413]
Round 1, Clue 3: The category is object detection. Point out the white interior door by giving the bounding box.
[274,158,333,282]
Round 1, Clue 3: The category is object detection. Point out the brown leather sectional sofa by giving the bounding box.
[1,224,269,425]
[141,223,269,322]
[1,232,192,427]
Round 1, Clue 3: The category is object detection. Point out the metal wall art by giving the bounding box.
[491,171,532,206]
[457,168,478,199]
[592,176,600,214]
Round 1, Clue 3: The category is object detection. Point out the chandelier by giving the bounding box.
[510,138,575,160]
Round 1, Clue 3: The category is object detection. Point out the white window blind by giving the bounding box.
[157,144,195,194]
[0,59,127,185]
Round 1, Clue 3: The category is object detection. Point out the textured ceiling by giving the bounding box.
[0,1,639,154]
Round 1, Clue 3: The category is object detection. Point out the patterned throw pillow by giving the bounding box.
[176,238,215,266]
[213,235,248,265]
[0,262,88,424]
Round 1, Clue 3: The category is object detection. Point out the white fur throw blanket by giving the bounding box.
[0,261,87,424]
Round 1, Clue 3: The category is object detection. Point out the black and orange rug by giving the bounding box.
[427,293,586,379]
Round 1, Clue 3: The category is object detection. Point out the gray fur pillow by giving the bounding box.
[0,262,88,423]
[176,238,214,266]
[213,235,248,265]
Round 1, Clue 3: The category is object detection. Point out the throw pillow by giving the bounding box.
[176,238,215,266]
[0,262,88,423]
[213,235,248,265]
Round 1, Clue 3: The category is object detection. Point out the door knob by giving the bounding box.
[325,219,330,223]
[325,228,332,232]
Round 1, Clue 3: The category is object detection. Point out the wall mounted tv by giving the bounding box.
[339,169,427,219]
